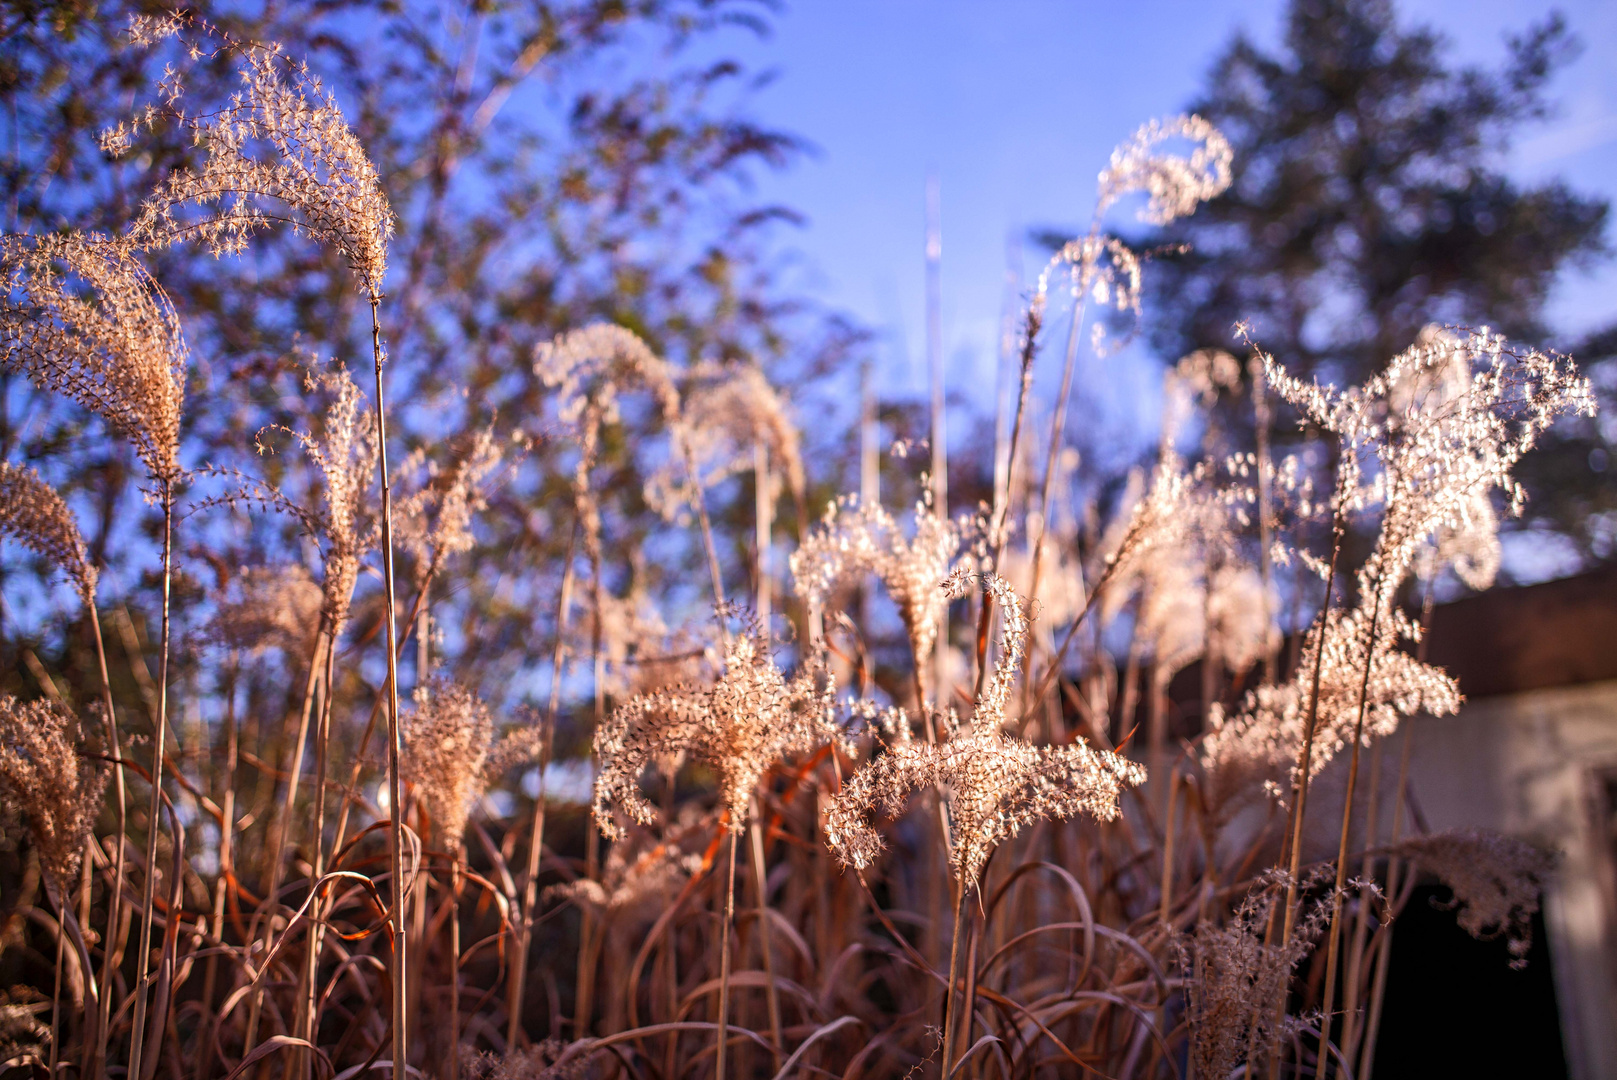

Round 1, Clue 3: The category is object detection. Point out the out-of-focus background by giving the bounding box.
[733,0,1617,579]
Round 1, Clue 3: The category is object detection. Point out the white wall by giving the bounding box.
[1350,680,1617,1080]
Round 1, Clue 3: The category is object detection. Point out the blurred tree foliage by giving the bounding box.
[1,0,859,705]
[1147,0,1615,565]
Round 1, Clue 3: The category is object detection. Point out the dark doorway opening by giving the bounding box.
[1372,883,1565,1078]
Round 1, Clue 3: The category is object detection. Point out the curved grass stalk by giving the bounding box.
[988,301,1041,704]
[750,437,783,1067]
[576,474,606,1040]
[49,889,64,1076]
[199,655,240,1080]
[940,880,967,1077]
[1279,514,1344,946]
[326,579,432,867]
[1339,731,1383,1065]
[1022,289,1087,650]
[754,441,773,628]
[448,855,463,1080]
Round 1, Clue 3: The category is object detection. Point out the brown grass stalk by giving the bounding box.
[89,607,128,1078]
[1355,586,1434,1080]
[1280,514,1344,945]
[1023,290,1087,648]
[301,636,339,1067]
[243,624,328,1054]
[715,826,740,1080]
[506,519,578,1047]
[369,295,410,1080]
[748,811,784,1068]
[127,480,174,1080]
[1318,580,1386,1080]
[1338,734,1384,1066]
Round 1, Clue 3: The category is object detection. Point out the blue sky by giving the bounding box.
[718,0,1617,437]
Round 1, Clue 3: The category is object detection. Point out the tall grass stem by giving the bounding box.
[127,480,173,1080]
[369,296,409,1080]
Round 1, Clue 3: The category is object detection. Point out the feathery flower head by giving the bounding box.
[1397,828,1553,967]
[546,817,705,922]
[210,564,323,656]
[827,575,1144,887]
[845,697,916,746]
[396,423,506,585]
[244,364,378,629]
[1096,114,1233,226]
[827,719,1146,891]
[0,462,97,606]
[1175,874,1332,1079]
[594,588,699,698]
[535,323,681,432]
[666,362,806,511]
[1,233,186,481]
[941,571,1028,728]
[1208,327,1590,813]
[1262,327,1593,597]
[593,632,843,838]
[1200,604,1460,807]
[0,696,109,888]
[402,677,541,852]
[1035,119,1229,355]
[0,988,50,1067]
[1420,488,1500,592]
[1101,455,1208,585]
[1162,348,1242,447]
[1206,329,1592,814]
[1100,446,1253,652]
[1105,357,1269,675]
[1131,559,1271,681]
[1205,564,1274,675]
[1038,236,1145,347]
[996,535,1087,630]
[791,492,968,669]
[465,1042,585,1080]
[120,20,392,293]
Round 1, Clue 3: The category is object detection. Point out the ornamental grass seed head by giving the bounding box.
[223,364,378,632]
[593,631,843,838]
[792,492,968,671]
[119,18,392,294]
[209,563,323,657]
[402,677,541,852]
[396,422,507,587]
[826,575,1145,888]
[546,815,705,924]
[0,462,97,607]
[666,362,805,515]
[0,696,109,889]
[1176,874,1332,1079]
[1096,114,1233,227]
[1,233,186,482]
[1398,828,1554,968]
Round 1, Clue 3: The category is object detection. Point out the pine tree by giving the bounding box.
[1146,0,1612,556]
[1151,0,1606,381]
